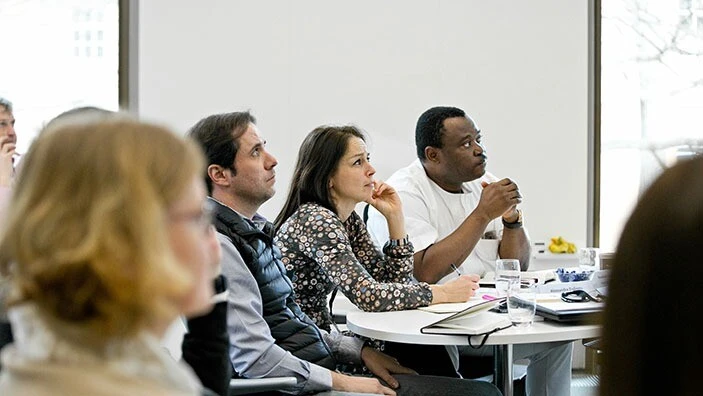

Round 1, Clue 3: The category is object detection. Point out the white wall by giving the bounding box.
[138,0,589,247]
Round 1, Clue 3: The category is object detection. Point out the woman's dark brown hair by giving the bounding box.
[600,156,703,395]
[274,125,365,231]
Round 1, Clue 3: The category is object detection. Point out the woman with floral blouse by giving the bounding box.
[273,125,479,377]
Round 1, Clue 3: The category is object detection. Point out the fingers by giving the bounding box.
[384,357,418,376]
[371,181,396,199]
[500,179,521,199]
[392,364,418,376]
[498,177,515,186]
[455,274,480,298]
[375,369,398,389]
[489,178,518,191]
[0,142,16,155]
[468,277,480,297]
[458,274,480,288]
[465,273,481,282]
[486,178,522,204]
[443,275,480,302]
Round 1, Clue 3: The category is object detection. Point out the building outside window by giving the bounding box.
[0,0,119,156]
[600,0,703,251]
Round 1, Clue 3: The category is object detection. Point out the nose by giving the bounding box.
[474,141,486,156]
[367,163,376,177]
[265,150,278,169]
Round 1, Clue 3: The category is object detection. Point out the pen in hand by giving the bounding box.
[450,263,462,277]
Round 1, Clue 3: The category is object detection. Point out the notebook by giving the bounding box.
[418,296,488,314]
[420,298,512,335]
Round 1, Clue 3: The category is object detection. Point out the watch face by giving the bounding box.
[507,209,522,224]
[502,209,523,228]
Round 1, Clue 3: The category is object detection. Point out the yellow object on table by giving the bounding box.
[549,236,576,254]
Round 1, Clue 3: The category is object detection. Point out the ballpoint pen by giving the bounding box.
[450,263,462,277]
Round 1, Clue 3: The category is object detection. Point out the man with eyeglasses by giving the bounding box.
[0,97,17,220]
[188,111,501,396]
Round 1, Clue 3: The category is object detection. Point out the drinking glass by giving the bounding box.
[507,283,537,327]
[495,259,521,298]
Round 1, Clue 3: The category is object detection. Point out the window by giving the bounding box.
[0,0,120,155]
[599,0,703,251]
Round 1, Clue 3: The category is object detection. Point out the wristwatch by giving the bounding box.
[386,235,410,248]
[502,209,523,229]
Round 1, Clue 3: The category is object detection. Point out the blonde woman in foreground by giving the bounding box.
[0,118,217,395]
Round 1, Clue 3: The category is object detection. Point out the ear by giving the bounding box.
[425,146,441,164]
[207,164,231,187]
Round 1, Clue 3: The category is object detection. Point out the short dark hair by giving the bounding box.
[415,106,467,160]
[187,111,256,194]
[274,125,365,231]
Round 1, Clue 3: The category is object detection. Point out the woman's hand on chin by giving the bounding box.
[366,180,402,219]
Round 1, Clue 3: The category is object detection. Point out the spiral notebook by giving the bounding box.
[420,298,512,335]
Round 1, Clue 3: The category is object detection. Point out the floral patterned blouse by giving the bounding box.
[275,202,433,331]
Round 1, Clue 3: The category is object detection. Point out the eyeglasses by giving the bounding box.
[561,290,604,303]
[170,200,215,232]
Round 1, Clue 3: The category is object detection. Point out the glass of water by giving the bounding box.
[507,283,537,328]
[495,259,521,297]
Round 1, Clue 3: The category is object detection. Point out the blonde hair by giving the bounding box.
[0,118,204,338]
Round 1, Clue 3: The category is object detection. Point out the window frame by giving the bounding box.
[119,0,138,113]
[589,0,601,248]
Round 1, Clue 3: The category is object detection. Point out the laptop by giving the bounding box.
[534,296,604,323]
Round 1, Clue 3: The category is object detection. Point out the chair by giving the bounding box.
[459,355,527,396]
[228,377,297,395]
[582,337,603,375]
[362,203,370,223]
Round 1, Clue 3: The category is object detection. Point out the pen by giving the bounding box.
[450,263,462,277]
